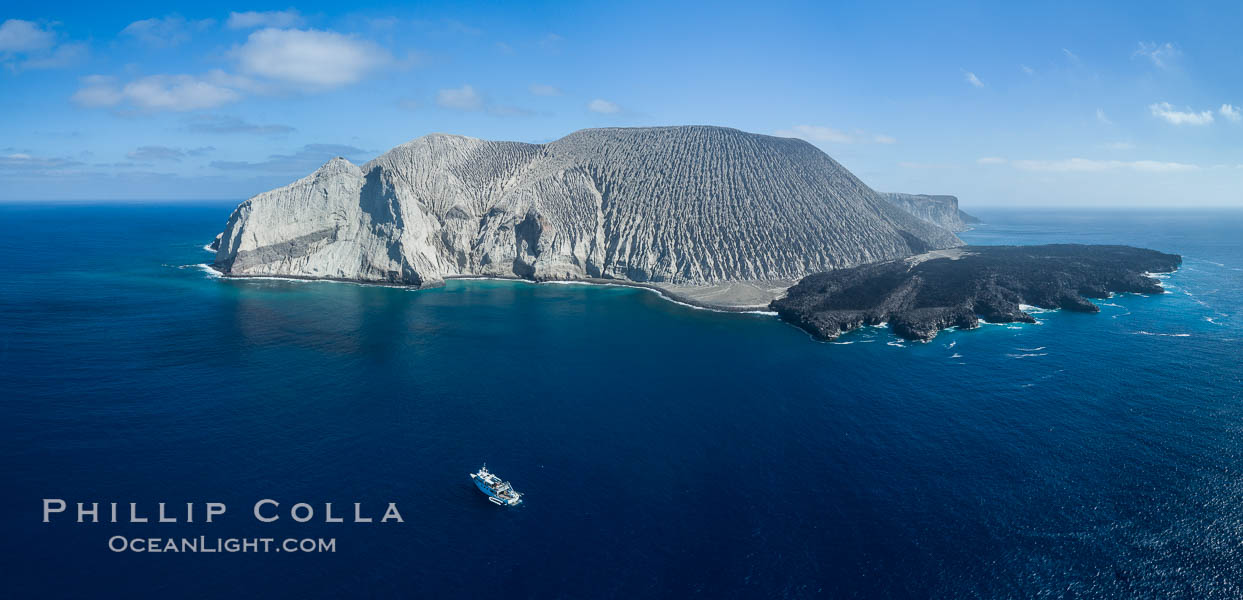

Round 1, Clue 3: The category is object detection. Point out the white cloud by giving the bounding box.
[587,98,621,114]
[529,84,562,96]
[1020,65,1034,75]
[71,75,124,107]
[1133,42,1180,69]
[226,10,305,30]
[1221,104,1241,122]
[20,42,87,69]
[1096,109,1112,125]
[120,16,212,47]
[73,73,240,111]
[123,75,240,111]
[977,157,1007,164]
[964,71,984,88]
[873,134,897,144]
[0,19,55,52]
[0,19,85,70]
[437,85,483,110]
[1062,48,1079,62]
[1149,102,1214,125]
[232,29,392,89]
[1011,158,1199,173]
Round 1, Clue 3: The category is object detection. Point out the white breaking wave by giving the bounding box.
[1134,331,1192,337]
[1019,304,1054,314]
[193,264,221,278]
[950,352,963,359]
[1006,352,1049,358]
[202,244,216,253]
[1017,346,1046,352]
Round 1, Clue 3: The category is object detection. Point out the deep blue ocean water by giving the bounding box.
[1,204,1240,598]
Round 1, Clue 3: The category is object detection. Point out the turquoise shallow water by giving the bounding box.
[1,205,1241,598]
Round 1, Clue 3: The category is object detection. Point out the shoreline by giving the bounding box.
[203,264,778,316]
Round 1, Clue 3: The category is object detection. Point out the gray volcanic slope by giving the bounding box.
[212,126,962,289]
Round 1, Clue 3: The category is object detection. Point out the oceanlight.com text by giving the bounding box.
[107,536,337,553]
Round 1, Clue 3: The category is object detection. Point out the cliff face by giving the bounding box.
[213,126,962,287]
[771,244,1182,341]
[882,193,979,232]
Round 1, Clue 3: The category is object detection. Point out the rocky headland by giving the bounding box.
[770,244,1182,341]
[881,193,980,232]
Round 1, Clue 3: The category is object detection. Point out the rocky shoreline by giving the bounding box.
[769,244,1182,342]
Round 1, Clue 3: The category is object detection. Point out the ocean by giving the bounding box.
[1,204,1240,598]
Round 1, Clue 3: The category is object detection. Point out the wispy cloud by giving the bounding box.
[436,84,533,116]
[1149,102,1214,125]
[73,74,241,111]
[437,84,484,110]
[210,144,370,172]
[539,33,563,50]
[898,161,954,169]
[226,10,305,30]
[1221,104,1241,123]
[964,71,984,88]
[1096,109,1113,125]
[1132,42,1180,69]
[120,15,213,47]
[774,125,895,145]
[184,114,295,135]
[528,84,562,96]
[587,98,621,114]
[1061,48,1079,62]
[976,157,1006,164]
[126,145,213,162]
[0,152,84,173]
[1020,65,1034,75]
[1011,158,1199,173]
[775,125,851,143]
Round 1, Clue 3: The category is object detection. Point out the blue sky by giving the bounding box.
[1,1,1240,207]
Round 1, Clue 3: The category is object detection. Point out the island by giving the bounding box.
[208,125,961,309]
[207,125,1182,338]
[770,244,1182,341]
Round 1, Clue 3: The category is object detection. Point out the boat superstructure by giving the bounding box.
[470,464,523,506]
